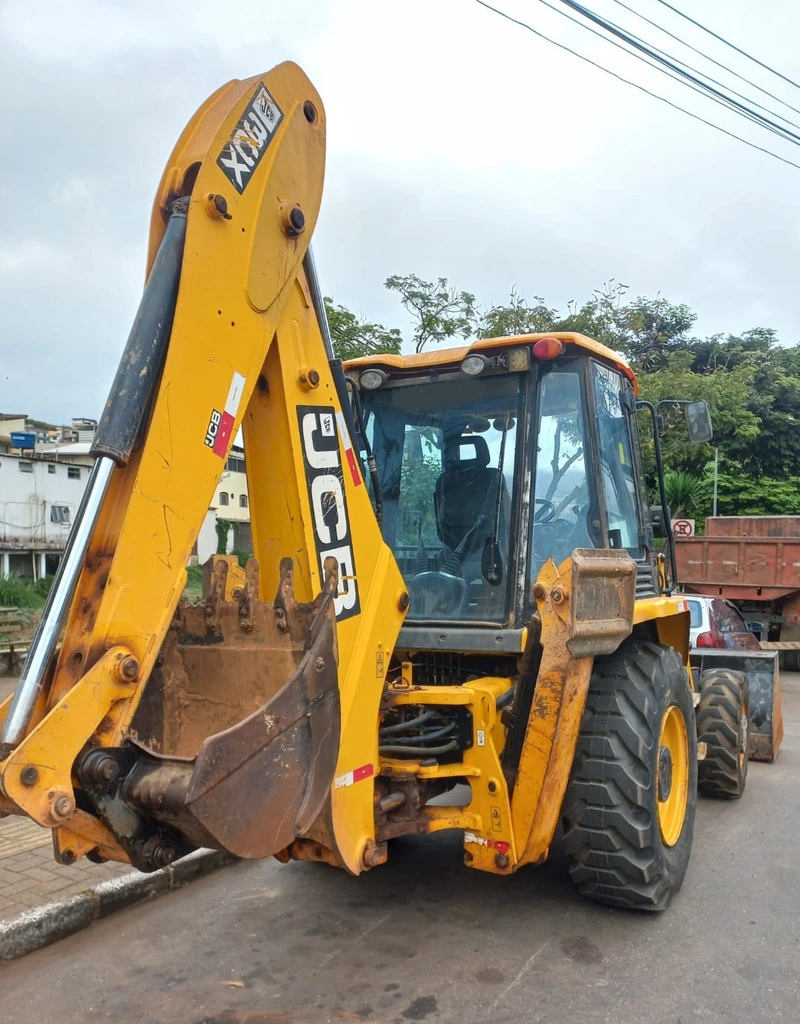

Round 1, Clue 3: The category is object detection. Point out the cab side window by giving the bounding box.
[530,369,594,581]
[592,363,642,556]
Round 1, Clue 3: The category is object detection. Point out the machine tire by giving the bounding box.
[696,668,749,799]
[562,640,698,912]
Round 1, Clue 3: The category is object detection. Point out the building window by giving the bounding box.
[50,505,70,524]
[239,494,248,508]
[226,454,245,473]
[48,464,56,474]
[18,461,33,473]
[219,492,229,506]
[67,466,80,480]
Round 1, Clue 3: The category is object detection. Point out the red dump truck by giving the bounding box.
[676,515,800,668]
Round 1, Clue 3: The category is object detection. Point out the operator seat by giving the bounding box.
[434,435,506,576]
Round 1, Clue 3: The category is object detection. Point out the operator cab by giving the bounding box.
[351,334,658,636]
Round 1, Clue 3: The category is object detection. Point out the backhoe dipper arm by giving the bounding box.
[0,64,407,876]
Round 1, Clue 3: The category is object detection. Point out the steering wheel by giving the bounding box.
[408,571,467,617]
[534,498,556,524]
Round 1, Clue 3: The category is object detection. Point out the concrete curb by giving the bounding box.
[0,849,236,963]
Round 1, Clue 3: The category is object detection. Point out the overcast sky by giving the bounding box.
[2,0,800,424]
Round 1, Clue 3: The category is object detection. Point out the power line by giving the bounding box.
[472,0,800,171]
[606,0,800,129]
[554,0,800,148]
[536,0,800,145]
[610,0,800,120]
[653,0,800,93]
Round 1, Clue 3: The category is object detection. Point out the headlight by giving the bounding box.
[359,368,388,390]
[460,354,489,376]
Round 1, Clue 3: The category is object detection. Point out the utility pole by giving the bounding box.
[712,447,719,517]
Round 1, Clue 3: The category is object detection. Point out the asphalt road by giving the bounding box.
[2,676,799,1024]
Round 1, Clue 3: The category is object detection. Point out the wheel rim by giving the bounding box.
[739,700,748,767]
[657,704,689,847]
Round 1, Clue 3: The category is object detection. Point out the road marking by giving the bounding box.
[481,942,548,1020]
[319,910,392,967]
[319,882,430,968]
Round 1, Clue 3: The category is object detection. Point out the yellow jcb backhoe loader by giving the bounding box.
[0,63,782,911]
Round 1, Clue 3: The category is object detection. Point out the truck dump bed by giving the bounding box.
[676,516,800,601]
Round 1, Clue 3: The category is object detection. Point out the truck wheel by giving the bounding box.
[562,640,698,911]
[696,669,749,799]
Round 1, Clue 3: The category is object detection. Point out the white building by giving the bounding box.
[0,428,252,577]
[193,448,252,564]
[0,453,89,579]
[32,441,94,467]
[215,450,250,522]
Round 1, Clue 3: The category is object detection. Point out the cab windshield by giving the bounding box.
[363,374,523,623]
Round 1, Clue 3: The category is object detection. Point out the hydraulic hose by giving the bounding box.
[380,710,438,735]
[379,740,459,757]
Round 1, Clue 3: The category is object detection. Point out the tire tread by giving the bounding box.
[697,668,749,799]
[562,640,697,911]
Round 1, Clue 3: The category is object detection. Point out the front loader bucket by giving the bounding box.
[690,649,783,762]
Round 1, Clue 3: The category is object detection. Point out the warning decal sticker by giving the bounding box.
[204,370,245,458]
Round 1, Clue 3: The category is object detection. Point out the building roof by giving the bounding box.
[0,414,28,421]
[35,442,93,456]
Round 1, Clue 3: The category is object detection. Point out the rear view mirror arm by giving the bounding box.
[656,398,713,443]
[637,399,678,595]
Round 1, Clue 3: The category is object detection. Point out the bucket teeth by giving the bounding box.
[115,556,341,859]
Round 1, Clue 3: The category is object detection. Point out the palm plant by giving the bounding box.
[663,470,702,518]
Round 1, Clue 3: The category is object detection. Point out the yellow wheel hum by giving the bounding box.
[657,704,689,847]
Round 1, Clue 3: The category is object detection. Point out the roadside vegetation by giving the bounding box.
[0,574,54,610]
[0,554,254,610]
[327,276,800,530]
[2,275,787,613]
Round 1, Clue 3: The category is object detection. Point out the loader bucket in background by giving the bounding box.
[690,649,783,762]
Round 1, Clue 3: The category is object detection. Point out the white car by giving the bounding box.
[686,595,760,650]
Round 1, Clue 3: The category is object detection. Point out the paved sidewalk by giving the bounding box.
[0,677,135,921]
[0,816,135,921]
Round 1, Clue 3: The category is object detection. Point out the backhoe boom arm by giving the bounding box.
[0,63,407,876]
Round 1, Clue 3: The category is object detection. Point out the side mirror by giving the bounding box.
[685,400,713,443]
[650,505,672,539]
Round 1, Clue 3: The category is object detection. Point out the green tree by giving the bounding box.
[619,296,696,370]
[385,274,477,352]
[643,326,800,481]
[551,280,631,350]
[357,269,800,524]
[637,350,760,477]
[554,285,697,369]
[479,286,557,338]
[324,297,402,361]
[696,468,800,517]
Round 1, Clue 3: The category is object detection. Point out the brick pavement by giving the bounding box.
[0,815,135,921]
[0,677,136,921]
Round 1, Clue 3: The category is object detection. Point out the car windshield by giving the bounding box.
[362,374,523,623]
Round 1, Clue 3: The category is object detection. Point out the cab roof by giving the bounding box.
[343,332,637,392]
